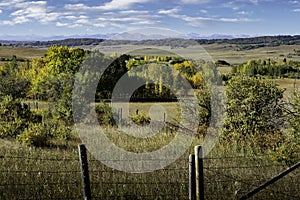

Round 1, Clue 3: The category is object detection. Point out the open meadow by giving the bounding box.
[93,43,300,65]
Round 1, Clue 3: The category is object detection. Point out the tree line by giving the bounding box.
[232,58,300,78]
[2,35,300,48]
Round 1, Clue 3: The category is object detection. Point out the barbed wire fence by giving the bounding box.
[0,145,299,200]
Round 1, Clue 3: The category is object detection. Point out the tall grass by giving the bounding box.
[0,133,299,200]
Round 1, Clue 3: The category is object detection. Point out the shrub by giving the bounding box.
[268,133,299,165]
[95,102,115,125]
[0,96,31,138]
[17,123,49,147]
[0,118,25,138]
[17,119,72,147]
[130,112,151,125]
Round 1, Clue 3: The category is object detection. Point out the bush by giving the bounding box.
[268,133,299,165]
[130,112,151,125]
[0,118,25,138]
[0,96,32,138]
[95,102,115,125]
[17,123,49,147]
[17,119,72,147]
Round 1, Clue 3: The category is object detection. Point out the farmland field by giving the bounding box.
[1,43,300,65]
[94,44,300,64]
[0,46,46,59]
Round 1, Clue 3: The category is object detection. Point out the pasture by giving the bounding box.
[94,43,300,65]
[0,46,46,59]
[1,43,300,65]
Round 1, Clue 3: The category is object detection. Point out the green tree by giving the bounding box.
[31,46,88,124]
[223,76,285,142]
[0,65,36,138]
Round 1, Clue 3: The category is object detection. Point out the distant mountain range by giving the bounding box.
[0,32,252,41]
[1,33,300,49]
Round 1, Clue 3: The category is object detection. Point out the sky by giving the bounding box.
[0,0,299,38]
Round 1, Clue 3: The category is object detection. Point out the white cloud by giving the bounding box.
[65,0,151,11]
[180,0,209,4]
[130,20,159,25]
[0,9,2,14]
[69,23,82,28]
[160,11,257,27]
[119,10,149,14]
[293,8,300,11]
[158,8,180,15]
[56,22,69,27]
[76,18,90,24]
[13,16,29,24]
[64,3,90,11]
[53,9,161,30]
[237,10,251,15]
[2,20,15,25]
[100,0,150,10]
[0,0,23,8]
[1,0,62,25]
[65,15,77,20]
[218,17,255,22]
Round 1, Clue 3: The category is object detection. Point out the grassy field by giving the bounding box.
[94,44,300,65]
[111,102,180,123]
[201,44,300,64]
[0,136,299,200]
[1,43,300,66]
[0,46,46,66]
[0,46,46,59]
[273,78,300,97]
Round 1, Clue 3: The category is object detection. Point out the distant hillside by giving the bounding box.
[1,35,300,49]
[0,38,105,47]
[195,35,300,50]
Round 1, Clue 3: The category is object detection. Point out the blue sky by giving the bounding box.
[0,0,299,37]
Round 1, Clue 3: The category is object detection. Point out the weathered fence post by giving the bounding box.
[119,108,122,127]
[189,154,196,200]
[195,146,204,200]
[78,144,91,200]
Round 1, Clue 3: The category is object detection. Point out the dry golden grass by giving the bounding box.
[0,46,46,60]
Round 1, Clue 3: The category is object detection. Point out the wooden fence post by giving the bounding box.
[78,144,91,200]
[119,108,122,127]
[195,146,204,200]
[189,154,196,200]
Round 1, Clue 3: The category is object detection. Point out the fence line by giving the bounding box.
[0,147,299,200]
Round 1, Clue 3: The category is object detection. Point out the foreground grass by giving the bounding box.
[0,131,299,200]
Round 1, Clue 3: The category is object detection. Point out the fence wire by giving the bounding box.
[0,150,299,200]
